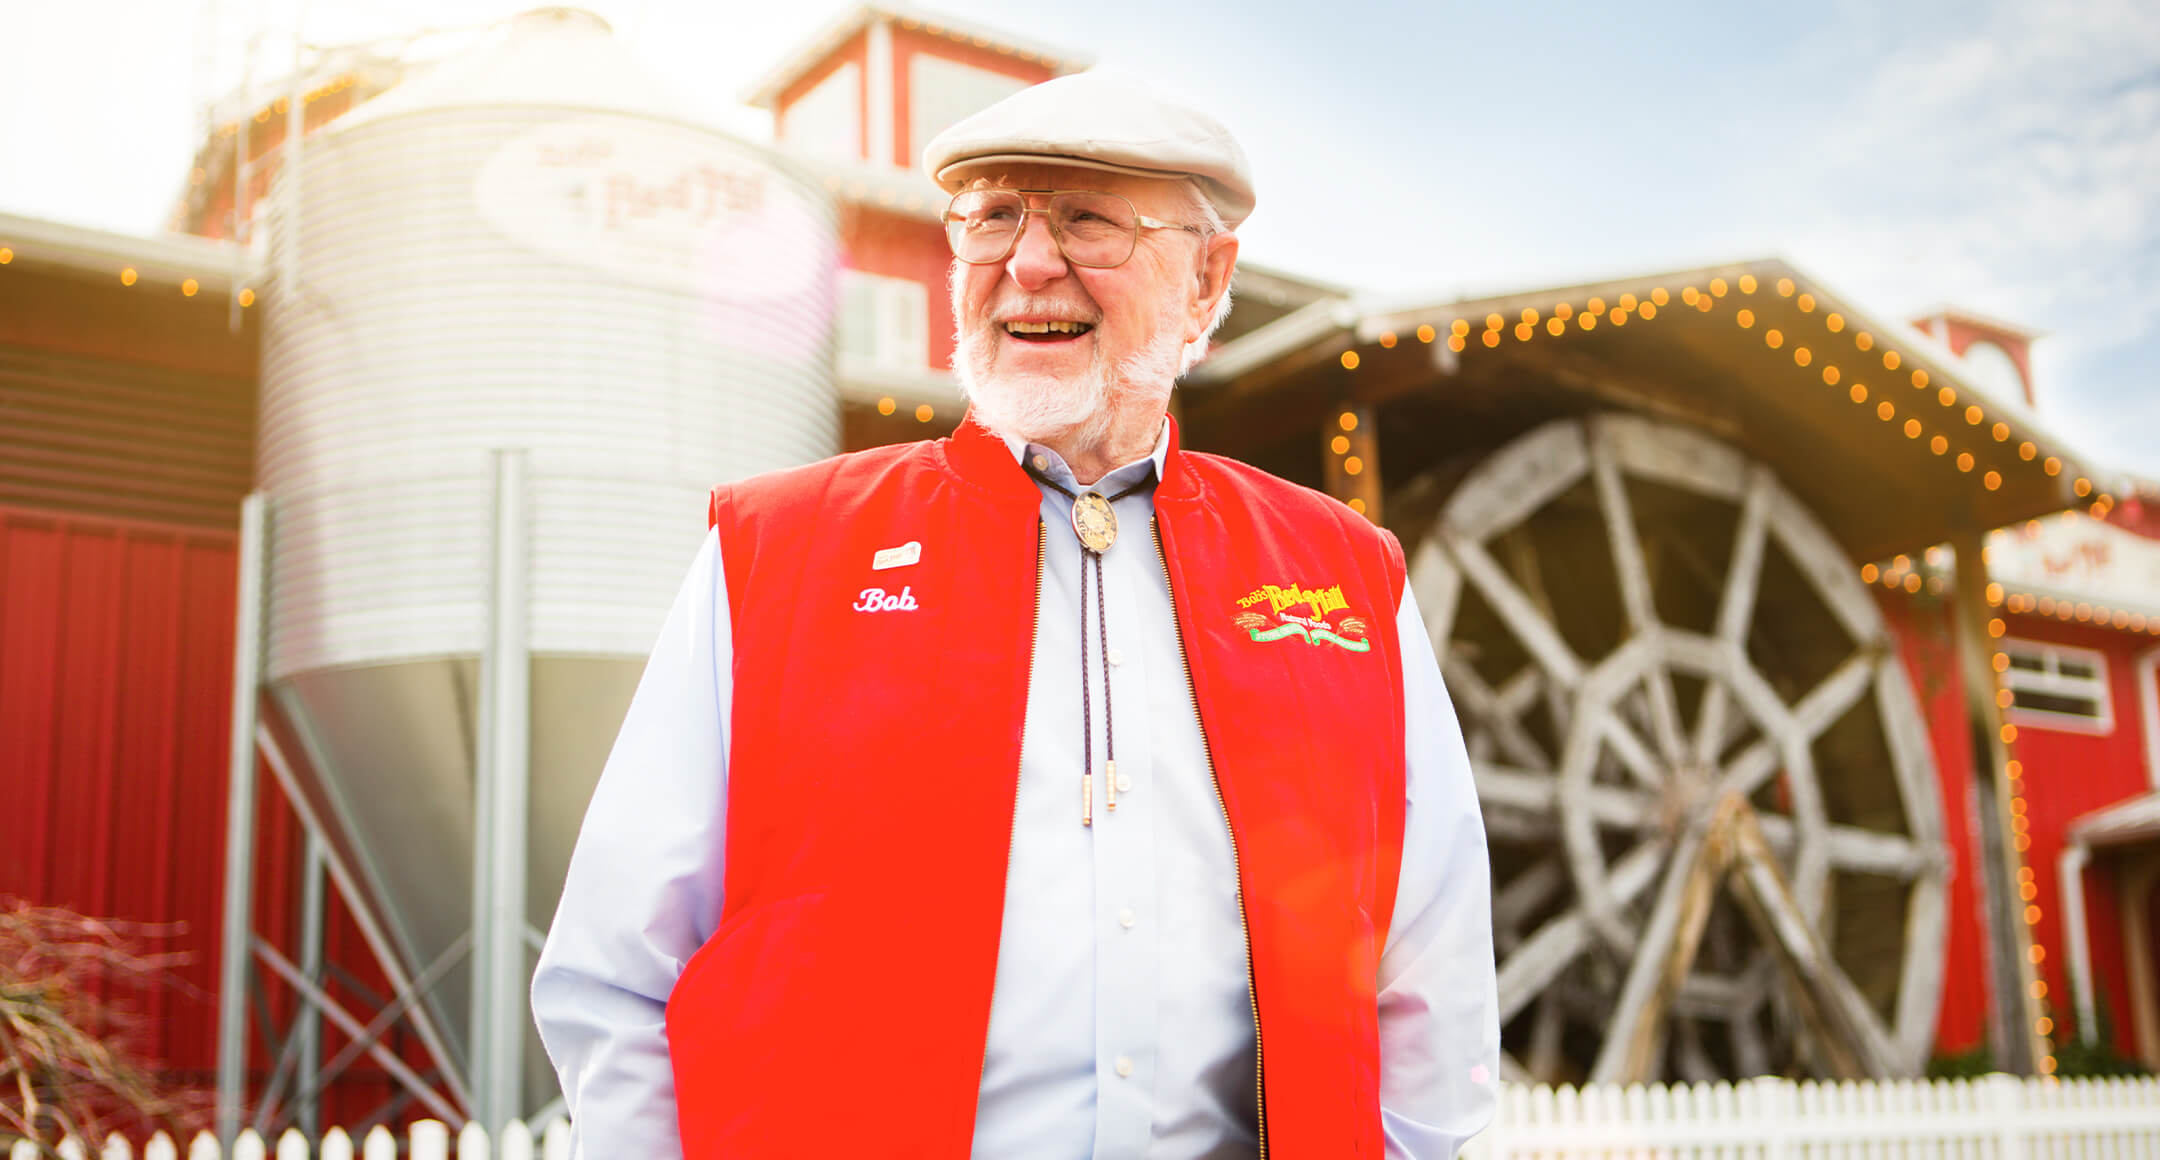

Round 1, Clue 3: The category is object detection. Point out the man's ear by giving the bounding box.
[1188,232,1240,343]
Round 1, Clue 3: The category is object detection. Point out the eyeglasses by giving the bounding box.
[943,188,1204,269]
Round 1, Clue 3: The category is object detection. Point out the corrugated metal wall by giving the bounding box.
[0,274,256,530]
[0,348,252,528]
[0,506,441,1130]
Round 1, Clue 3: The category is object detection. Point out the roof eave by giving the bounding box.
[0,211,258,294]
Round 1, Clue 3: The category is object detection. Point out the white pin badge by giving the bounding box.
[872,541,922,571]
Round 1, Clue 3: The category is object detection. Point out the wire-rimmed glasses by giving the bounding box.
[943,188,1203,269]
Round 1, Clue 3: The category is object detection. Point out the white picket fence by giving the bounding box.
[1465,1074,2160,1158]
[13,1074,2160,1158]
[0,1119,569,1160]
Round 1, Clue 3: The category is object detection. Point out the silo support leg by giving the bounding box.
[473,449,534,1131]
[217,493,270,1144]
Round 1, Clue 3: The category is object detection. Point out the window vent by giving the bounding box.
[2002,638,2112,733]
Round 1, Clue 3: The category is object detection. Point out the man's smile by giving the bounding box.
[1002,319,1096,343]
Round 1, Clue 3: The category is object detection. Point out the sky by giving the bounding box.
[4,0,2156,477]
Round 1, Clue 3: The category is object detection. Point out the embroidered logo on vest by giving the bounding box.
[1234,581,1370,652]
[854,586,919,612]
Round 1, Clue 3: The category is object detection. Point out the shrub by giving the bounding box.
[0,897,208,1151]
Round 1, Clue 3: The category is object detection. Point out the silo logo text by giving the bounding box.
[602,167,766,230]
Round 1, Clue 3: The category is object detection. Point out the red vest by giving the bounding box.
[668,416,1409,1157]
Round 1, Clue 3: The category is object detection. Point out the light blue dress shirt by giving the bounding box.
[532,425,1499,1158]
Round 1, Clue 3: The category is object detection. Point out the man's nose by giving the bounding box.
[1004,211,1068,290]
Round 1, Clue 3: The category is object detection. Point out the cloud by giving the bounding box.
[1778,0,2160,472]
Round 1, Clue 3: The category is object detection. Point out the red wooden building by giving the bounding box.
[2,1,2155,1139]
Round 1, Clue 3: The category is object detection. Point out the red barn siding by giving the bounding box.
[1,507,242,1087]
[2000,613,2156,1052]
[1879,592,1994,1055]
[0,505,443,1129]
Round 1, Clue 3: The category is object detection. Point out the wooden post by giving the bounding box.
[1949,529,2047,1074]
[1321,403,1381,522]
[1592,794,1733,1083]
[1724,807,1902,1079]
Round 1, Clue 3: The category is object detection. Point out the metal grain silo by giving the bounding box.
[253,7,838,1122]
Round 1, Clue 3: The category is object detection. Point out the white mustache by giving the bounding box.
[987,295,1099,326]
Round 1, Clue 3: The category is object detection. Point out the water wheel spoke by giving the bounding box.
[1730,1005,1772,1077]
[1722,658,1795,739]
[1441,526,1585,690]
[1495,666,1544,720]
[1716,467,1775,644]
[1408,538,1463,646]
[1590,433,1689,762]
[1496,842,1665,1023]
[1754,814,1933,880]
[1692,683,1733,769]
[1442,420,1590,542]
[1450,664,1552,769]
[1765,489,1882,648]
[1495,909,1595,1025]
[1527,992,1567,1083]
[1674,966,1766,1020]
[1493,857,1568,952]
[1718,737,1780,800]
[1558,712,1639,950]
[1600,712,1665,793]
[1542,674,1573,740]
[1793,650,1880,740]
[1479,763,1654,833]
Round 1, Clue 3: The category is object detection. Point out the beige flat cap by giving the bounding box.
[922,70,1255,228]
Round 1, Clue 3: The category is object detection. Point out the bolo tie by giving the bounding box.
[1025,461,1152,826]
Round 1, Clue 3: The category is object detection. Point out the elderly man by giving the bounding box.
[532,71,1498,1158]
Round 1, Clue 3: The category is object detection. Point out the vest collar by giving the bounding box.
[946,409,1202,506]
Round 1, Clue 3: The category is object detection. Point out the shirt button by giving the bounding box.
[1032,454,1049,471]
[1115,1056,1134,1078]
[1118,908,1136,929]
[1115,773,1132,793]
[1107,647,1124,666]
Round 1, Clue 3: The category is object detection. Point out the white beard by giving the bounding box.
[952,291,1184,454]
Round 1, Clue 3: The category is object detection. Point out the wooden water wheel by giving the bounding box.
[1404,413,1949,1084]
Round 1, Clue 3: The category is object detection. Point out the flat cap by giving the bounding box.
[922,70,1255,228]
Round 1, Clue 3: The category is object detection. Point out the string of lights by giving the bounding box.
[1867,525,2159,636]
[875,396,940,424]
[0,245,254,307]
[1333,269,2103,516]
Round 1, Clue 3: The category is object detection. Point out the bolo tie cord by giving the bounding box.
[1025,464,1151,826]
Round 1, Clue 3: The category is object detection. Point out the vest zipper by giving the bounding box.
[1151,516,1267,1158]
[981,519,1047,1088]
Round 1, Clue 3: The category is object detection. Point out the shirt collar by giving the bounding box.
[999,419,1170,496]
